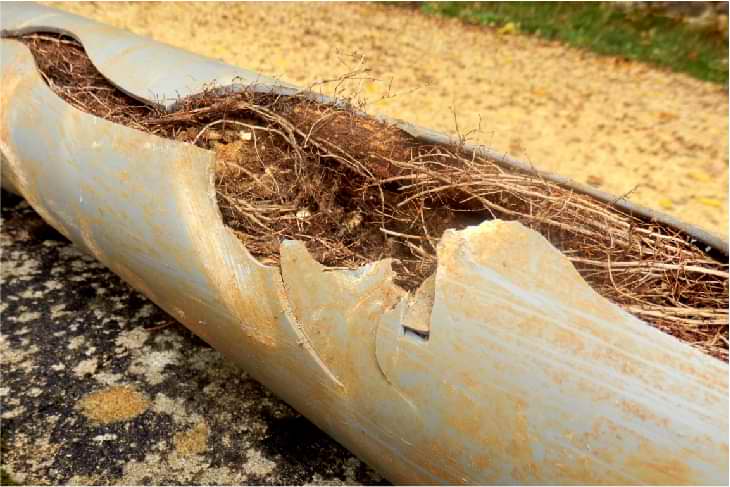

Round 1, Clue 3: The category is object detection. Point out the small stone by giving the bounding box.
[73,358,98,377]
[296,208,312,221]
[92,433,118,443]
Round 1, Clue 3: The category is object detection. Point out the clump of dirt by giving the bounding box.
[11,33,729,361]
[173,421,209,456]
[78,385,150,424]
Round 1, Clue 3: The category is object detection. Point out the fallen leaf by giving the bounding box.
[658,198,674,210]
[687,170,711,182]
[657,111,678,123]
[497,22,519,35]
[364,81,378,95]
[586,175,604,187]
[697,197,722,208]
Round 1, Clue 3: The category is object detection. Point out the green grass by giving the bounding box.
[420,2,728,84]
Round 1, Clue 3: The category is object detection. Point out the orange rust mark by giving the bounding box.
[552,326,586,354]
[506,398,538,482]
[618,399,670,429]
[423,439,468,483]
[626,456,692,485]
[469,452,490,470]
[545,366,568,386]
[112,261,162,311]
[78,212,106,263]
[553,453,598,484]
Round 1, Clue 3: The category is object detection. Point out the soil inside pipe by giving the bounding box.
[10,33,729,361]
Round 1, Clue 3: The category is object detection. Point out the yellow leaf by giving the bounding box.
[658,198,674,210]
[497,22,519,35]
[364,81,378,95]
[697,197,722,208]
[687,170,712,182]
[657,111,678,123]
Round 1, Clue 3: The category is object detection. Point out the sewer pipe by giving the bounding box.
[1,3,727,484]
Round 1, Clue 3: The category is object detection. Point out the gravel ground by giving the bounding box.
[48,2,730,238]
[2,3,728,485]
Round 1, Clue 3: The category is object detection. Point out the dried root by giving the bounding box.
[15,34,729,361]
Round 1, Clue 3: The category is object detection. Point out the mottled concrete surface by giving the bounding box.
[0,190,387,485]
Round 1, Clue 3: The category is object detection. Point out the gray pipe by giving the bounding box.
[1,3,727,484]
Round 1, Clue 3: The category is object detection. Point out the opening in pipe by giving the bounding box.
[8,32,729,361]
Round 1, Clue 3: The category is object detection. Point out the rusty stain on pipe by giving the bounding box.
[1,3,727,484]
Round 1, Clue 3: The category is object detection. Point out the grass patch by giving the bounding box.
[420,2,728,84]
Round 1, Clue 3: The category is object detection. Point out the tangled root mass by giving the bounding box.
[15,33,729,361]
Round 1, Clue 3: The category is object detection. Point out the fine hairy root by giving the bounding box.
[14,33,729,361]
